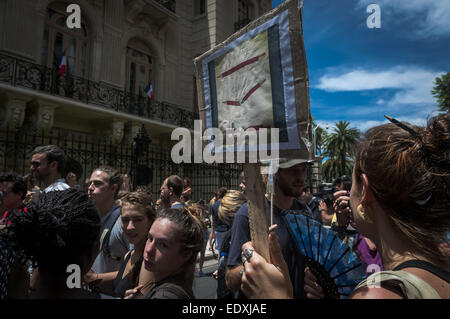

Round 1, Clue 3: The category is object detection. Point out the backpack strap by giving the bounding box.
[394,260,450,284]
[99,207,122,261]
[354,270,441,299]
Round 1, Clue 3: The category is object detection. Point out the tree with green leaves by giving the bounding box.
[312,120,328,157]
[315,125,328,157]
[431,72,450,112]
[321,121,360,182]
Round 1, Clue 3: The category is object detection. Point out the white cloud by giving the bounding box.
[316,66,444,105]
[315,120,335,132]
[353,116,428,133]
[354,120,387,132]
[358,0,450,39]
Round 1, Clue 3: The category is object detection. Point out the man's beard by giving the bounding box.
[278,181,302,198]
[160,193,170,204]
[35,170,49,182]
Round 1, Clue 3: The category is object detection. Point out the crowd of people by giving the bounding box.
[0,113,449,299]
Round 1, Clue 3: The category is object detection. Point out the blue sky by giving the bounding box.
[272,0,450,132]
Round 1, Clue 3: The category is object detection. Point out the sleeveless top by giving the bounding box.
[354,260,450,299]
[114,252,134,298]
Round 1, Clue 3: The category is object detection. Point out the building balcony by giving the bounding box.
[126,0,177,28]
[0,53,196,129]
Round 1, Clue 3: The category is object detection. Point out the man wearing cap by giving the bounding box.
[225,158,317,299]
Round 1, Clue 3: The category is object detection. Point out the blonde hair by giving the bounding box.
[185,203,207,232]
[218,190,246,226]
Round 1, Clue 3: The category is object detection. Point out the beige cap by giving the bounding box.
[278,158,314,169]
[259,158,314,174]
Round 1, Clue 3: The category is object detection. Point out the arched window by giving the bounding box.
[126,40,153,97]
[235,0,253,31]
[41,3,90,79]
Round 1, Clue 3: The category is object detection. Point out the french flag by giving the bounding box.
[58,53,67,77]
[144,83,154,101]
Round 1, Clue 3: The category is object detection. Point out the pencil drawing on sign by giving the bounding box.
[215,30,274,135]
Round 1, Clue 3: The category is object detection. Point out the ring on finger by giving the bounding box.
[241,255,247,265]
[243,248,254,261]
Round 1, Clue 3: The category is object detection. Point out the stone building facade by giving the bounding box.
[0,0,271,199]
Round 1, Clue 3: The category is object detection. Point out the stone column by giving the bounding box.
[23,100,57,132]
[0,95,27,130]
[110,119,125,145]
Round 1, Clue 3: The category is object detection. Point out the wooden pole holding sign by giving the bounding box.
[243,163,270,262]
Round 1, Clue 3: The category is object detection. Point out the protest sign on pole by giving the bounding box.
[194,0,313,262]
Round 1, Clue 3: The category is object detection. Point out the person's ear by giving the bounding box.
[169,187,174,196]
[111,183,118,195]
[181,250,192,264]
[49,161,58,171]
[360,173,373,206]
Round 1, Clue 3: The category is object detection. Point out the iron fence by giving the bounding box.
[0,126,242,202]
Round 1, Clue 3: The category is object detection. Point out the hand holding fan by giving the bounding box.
[284,212,366,298]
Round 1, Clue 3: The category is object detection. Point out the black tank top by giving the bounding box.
[394,259,450,284]
[114,252,134,298]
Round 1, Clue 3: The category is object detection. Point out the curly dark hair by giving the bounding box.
[2,189,101,273]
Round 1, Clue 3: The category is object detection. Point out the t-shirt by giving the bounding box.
[353,234,383,277]
[92,206,132,274]
[211,199,229,233]
[144,275,194,299]
[227,197,310,299]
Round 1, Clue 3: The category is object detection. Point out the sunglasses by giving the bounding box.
[31,161,41,168]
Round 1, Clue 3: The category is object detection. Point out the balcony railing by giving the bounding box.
[0,53,195,129]
[154,0,176,13]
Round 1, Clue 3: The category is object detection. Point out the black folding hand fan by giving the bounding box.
[284,212,366,299]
